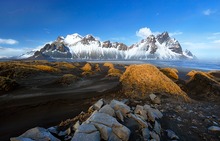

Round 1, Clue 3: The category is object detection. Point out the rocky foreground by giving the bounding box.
[0,61,220,140]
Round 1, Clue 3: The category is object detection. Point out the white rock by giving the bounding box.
[112,124,130,141]
[92,123,112,140]
[115,110,124,122]
[73,120,80,131]
[89,112,121,127]
[166,129,179,140]
[149,93,157,101]
[130,113,148,128]
[134,105,144,114]
[93,99,104,110]
[77,123,97,133]
[71,131,100,141]
[208,126,220,132]
[110,100,131,117]
[10,127,60,141]
[99,104,115,117]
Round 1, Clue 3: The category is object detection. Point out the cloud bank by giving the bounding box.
[0,38,18,45]
[136,27,160,38]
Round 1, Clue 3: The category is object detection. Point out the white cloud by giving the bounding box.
[170,32,183,36]
[0,38,18,45]
[203,9,216,16]
[213,40,220,44]
[136,27,160,38]
[0,47,30,57]
[213,32,220,35]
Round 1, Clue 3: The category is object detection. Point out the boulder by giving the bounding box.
[10,127,60,141]
[115,110,124,122]
[76,123,97,133]
[112,124,130,141]
[89,112,121,127]
[150,131,160,141]
[58,127,71,136]
[99,104,115,117]
[110,100,131,117]
[130,113,148,128]
[92,123,112,140]
[134,105,148,120]
[154,121,161,135]
[93,99,104,110]
[108,132,122,141]
[165,129,179,140]
[73,120,80,131]
[71,131,100,141]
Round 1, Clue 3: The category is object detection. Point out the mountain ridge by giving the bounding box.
[20,32,196,60]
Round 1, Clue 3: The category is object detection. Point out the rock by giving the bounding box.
[48,126,58,135]
[150,131,160,141]
[208,126,220,132]
[110,100,131,117]
[121,99,129,105]
[144,106,163,122]
[130,113,148,128]
[10,137,34,141]
[71,131,100,141]
[108,132,122,141]
[112,124,130,141]
[115,110,124,122]
[77,123,97,133]
[73,120,80,131]
[152,97,161,104]
[99,104,115,117]
[149,94,157,101]
[154,121,161,135]
[10,127,60,141]
[166,129,179,140]
[58,127,71,136]
[142,128,150,140]
[93,99,104,110]
[92,123,112,140]
[134,105,148,120]
[89,112,121,127]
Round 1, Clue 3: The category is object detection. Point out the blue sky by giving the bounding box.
[0,0,220,59]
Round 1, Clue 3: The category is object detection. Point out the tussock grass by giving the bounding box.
[120,64,189,100]
[0,76,18,92]
[34,65,59,72]
[160,68,179,80]
[103,62,114,69]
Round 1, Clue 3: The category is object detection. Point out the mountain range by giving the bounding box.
[20,32,195,60]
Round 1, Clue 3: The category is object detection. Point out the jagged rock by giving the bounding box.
[130,113,148,128]
[166,129,179,140]
[154,121,161,135]
[93,99,104,110]
[149,94,161,104]
[108,132,122,141]
[115,110,124,122]
[142,128,150,140]
[144,105,163,122]
[99,104,115,117]
[76,123,97,133]
[112,124,130,141]
[149,94,157,101]
[110,100,131,117]
[134,105,148,120]
[150,131,160,141]
[92,123,112,140]
[89,112,121,127]
[58,127,71,136]
[48,126,58,135]
[73,120,80,131]
[208,126,220,132]
[10,127,60,141]
[71,131,100,141]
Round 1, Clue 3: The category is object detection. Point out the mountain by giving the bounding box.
[25,32,195,60]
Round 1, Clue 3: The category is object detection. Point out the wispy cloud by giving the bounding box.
[0,38,18,45]
[213,40,220,44]
[213,32,220,35]
[136,27,160,38]
[170,32,183,36]
[0,47,30,57]
[203,9,216,16]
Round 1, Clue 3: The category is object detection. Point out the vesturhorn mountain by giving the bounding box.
[23,32,195,60]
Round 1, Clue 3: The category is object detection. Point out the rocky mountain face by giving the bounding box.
[25,32,195,60]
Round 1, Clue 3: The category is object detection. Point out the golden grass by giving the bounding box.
[0,76,18,91]
[103,62,114,69]
[55,62,75,69]
[95,64,101,72]
[120,64,189,100]
[107,68,122,77]
[34,65,59,72]
[160,68,179,80]
[81,63,92,72]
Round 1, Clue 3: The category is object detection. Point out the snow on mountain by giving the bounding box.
[25,32,195,60]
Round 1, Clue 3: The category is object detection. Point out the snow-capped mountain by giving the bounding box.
[27,32,195,60]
